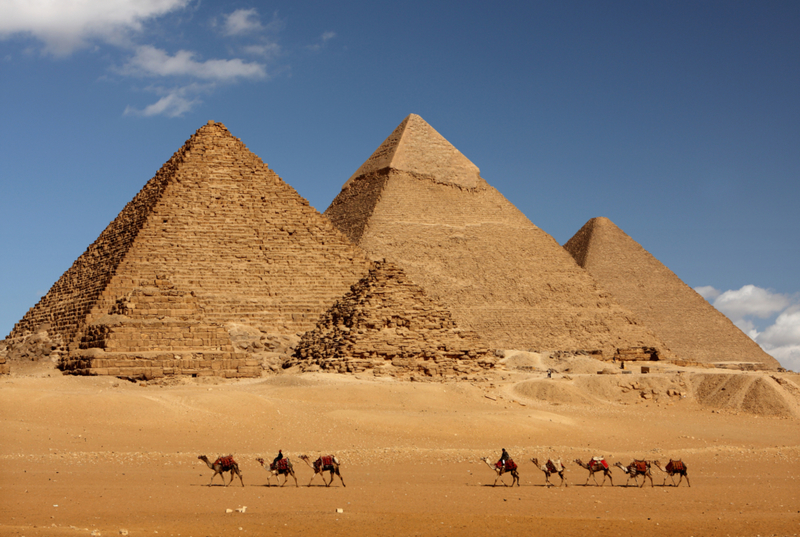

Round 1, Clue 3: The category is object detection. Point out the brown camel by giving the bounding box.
[653,459,690,487]
[299,454,345,487]
[573,458,614,486]
[480,457,520,487]
[197,455,244,487]
[614,460,654,487]
[531,457,567,487]
[255,457,299,487]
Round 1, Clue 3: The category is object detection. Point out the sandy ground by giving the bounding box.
[1,358,799,537]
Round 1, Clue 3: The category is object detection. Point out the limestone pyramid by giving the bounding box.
[564,217,780,369]
[289,260,497,377]
[325,114,671,357]
[6,121,371,378]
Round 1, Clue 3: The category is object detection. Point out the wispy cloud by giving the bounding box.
[123,84,206,118]
[0,0,190,56]
[696,284,800,371]
[1,3,284,118]
[306,30,336,51]
[222,8,263,36]
[120,45,266,81]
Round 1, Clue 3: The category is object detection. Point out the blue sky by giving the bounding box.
[1,1,798,369]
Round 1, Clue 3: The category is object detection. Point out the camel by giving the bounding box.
[298,454,345,487]
[255,457,299,487]
[531,457,567,487]
[614,460,654,487]
[480,457,520,487]
[653,459,690,487]
[573,458,614,486]
[197,455,244,487]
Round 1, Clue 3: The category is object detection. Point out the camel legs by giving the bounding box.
[335,470,346,488]
[209,471,222,486]
[234,469,244,487]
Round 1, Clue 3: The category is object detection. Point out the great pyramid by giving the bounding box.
[5,121,371,378]
[564,217,780,369]
[324,114,671,357]
[288,260,497,377]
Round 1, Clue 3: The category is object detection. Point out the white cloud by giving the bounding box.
[124,85,202,117]
[758,307,800,348]
[694,285,721,301]
[699,284,800,371]
[121,45,266,81]
[321,31,336,42]
[711,284,789,322]
[0,0,189,56]
[243,43,280,58]
[222,8,262,36]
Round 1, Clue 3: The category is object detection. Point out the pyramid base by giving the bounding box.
[60,349,260,379]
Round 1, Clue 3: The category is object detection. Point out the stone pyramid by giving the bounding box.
[6,121,371,378]
[325,114,671,357]
[288,260,497,377]
[564,217,780,369]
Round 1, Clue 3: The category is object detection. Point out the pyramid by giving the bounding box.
[564,217,780,369]
[288,260,497,377]
[325,114,671,357]
[6,121,371,378]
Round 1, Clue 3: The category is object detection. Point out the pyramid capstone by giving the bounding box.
[564,217,780,369]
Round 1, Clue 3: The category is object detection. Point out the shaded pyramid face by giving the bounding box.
[289,260,497,377]
[564,217,780,369]
[325,114,670,356]
[7,121,371,377]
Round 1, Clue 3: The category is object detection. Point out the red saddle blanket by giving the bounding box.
[319,456,334,467]
[634,460,648,474]
[271,459,290,471]
[214,456,236,469]
[546,461,557,473]
[495,459,517,471]
[591,458,608,470]
[666,460,684,473]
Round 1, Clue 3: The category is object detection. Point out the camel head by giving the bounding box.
[255,457,265,467]
[614,461,630,474]
[298,454,309,462]
[531,457,539,467]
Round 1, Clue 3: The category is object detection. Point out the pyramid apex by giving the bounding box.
[345,114,482,189]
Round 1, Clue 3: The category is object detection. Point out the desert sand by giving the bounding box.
[2,356,799,537]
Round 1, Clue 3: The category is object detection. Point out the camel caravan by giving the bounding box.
[196,451,690,489]
[477,451,690,488]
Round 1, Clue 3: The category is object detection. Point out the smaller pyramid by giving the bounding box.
[288,261,498,378]
[564,217,780,369]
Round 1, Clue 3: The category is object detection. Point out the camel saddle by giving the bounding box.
[214,455,236,469]
[496,459,517,471]
[271,459,290,471]
[634,460,648,474]
[318,456,334,467]
[592,456,609,470]
[666,460,685,473]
